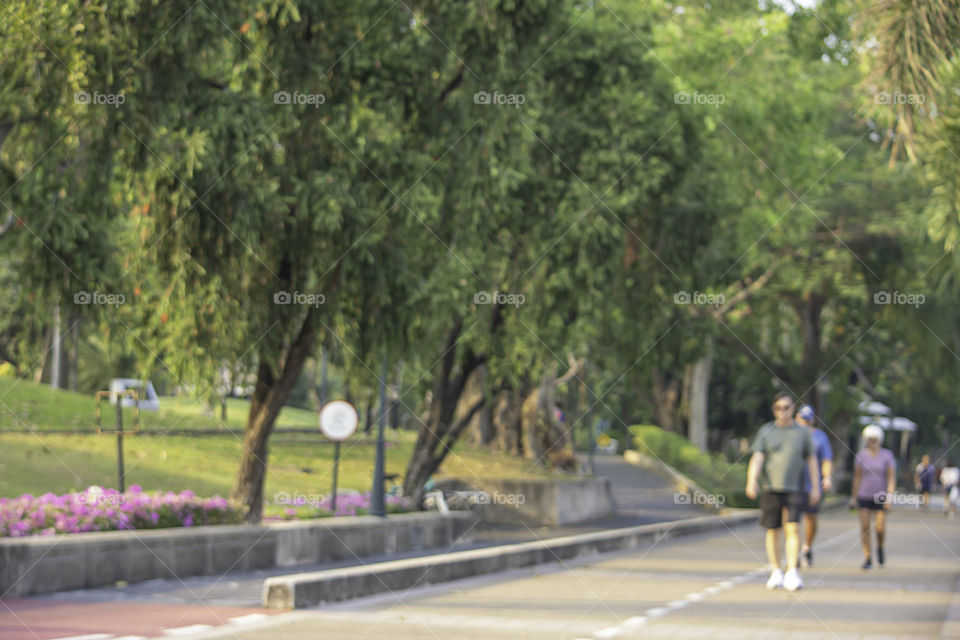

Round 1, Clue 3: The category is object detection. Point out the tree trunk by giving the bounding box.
[521,367,575,469]
[364,402,374,434]
[319,348,329,406]
[460,364,488,447]
[490,386,526,455]
[306,356,322,412]
[402,321,485,507]
[650,367,682,432]
[688,336,714,451]
[35,322,51,383]
[830,408,853,480]
[50,305,62,389]
[232,313,316,522]
[403,392,485,508]
[793,294,825,407]
[68,314,79,392]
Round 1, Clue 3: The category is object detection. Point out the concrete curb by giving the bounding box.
[0,511,475,597]
[262,509,760,609]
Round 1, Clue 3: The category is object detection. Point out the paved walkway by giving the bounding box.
[187,506,960,640]
[0,454,722,639]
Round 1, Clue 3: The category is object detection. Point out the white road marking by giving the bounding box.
[164,625,214,636]
[585,528,856,639]
[228,614,270,625]
[622,616,647,628]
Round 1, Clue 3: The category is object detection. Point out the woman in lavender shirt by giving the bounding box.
[848,424,896,570]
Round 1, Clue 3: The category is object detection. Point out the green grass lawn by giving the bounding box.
[0,376,319,432]
[0,377,556,501]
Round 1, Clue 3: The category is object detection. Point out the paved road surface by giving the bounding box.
[209,506,960,640]
[4,505,958,639]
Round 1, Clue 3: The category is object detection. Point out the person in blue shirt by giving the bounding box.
[914,454,935,510]
[796,404,833,568]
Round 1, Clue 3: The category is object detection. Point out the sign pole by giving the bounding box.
[331,440,341,514]
[116,398,126,493]
[319,400,358,517]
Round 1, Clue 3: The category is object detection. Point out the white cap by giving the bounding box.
[862,424,884,443]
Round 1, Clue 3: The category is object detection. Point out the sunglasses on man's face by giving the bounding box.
[773,404,793,412]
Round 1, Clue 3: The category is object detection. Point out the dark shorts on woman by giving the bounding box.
[857,497,885,510]
[760,491,805,529]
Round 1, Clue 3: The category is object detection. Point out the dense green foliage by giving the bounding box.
[2,0,960,516]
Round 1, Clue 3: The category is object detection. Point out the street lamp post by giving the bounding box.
[370,355,389,517]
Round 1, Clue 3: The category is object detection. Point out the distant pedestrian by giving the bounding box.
[914,454,935,510]
[746,391,820,591]
[849,425,896,569]
[940,460,960,519]
[795,404,833,567]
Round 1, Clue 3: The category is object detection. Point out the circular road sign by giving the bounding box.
[319,400,359,441]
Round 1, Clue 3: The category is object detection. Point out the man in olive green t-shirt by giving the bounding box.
[746,391,820,592]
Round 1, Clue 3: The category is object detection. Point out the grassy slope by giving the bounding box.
[0,376,316,432]
[630,424,751,506]
[0,378,555,499]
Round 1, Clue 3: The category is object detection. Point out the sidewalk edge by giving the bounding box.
[262,509,759,609]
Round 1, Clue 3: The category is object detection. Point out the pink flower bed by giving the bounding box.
[264,491,411,521]
[0,486,243,537]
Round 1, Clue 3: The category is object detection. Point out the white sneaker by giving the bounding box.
[766,568,784,590]
[783,568,803,592]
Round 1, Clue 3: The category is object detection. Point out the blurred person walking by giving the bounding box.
[849,425,896,569]
[746,391,820,591]
[940,460,959,519]
[795,404,833,567]
[914,454,935,510]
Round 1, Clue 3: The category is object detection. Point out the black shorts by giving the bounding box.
[857,497,885,510]
[800,492,819,514]
[760,491,804,529]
